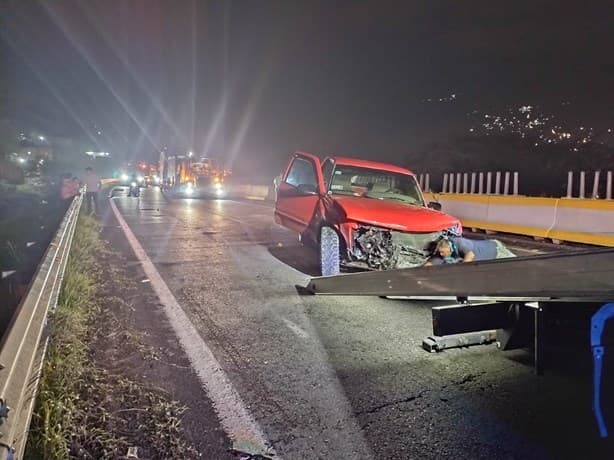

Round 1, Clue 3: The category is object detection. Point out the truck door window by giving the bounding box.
[286,157,317,191]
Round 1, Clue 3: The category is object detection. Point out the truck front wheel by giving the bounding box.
[320,226,340,276]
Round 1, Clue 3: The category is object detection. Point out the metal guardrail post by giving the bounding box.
[566,171,573,198]
[592,171,601,199]
[503,172,510,195]
[0,194,82,460]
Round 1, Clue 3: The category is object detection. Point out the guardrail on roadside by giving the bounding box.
[0,194,82,460]
[424,192,614,246]
[420,170,614,200]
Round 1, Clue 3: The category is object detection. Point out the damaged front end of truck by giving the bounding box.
[347,225,449,270]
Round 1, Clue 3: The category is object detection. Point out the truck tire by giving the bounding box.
[320,226,340,276]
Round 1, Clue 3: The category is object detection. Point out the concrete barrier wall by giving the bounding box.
[424,193,614,246]
[228,184,271,200]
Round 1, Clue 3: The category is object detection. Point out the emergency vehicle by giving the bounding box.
[160,152,229,198]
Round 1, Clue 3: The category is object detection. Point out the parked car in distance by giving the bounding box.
[274,152,462,275]
[144,175,161,187]
[120,172,145,188]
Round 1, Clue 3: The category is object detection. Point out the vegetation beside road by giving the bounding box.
[0,178,65,334]
[25,214,200,459]
[0,179,58,266]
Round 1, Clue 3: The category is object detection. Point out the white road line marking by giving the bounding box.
[110,199,277,457]
[282,318,310,339]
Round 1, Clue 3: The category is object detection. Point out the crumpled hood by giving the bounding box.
[331,195,459,232]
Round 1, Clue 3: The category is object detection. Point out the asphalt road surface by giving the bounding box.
[106,186,613,460]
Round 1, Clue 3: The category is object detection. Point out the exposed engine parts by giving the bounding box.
[352,226,442,270]
[353,227,399,270]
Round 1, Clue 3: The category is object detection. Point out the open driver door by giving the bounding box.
[274,151,326,235]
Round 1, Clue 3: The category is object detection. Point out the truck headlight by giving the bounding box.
[447,223,463,237]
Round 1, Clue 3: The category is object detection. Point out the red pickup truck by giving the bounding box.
[274,152,462,275]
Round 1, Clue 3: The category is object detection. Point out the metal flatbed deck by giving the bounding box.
[306,247,614,301]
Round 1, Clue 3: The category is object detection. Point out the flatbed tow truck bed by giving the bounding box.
[304,247,614,437]
[306,247,614,300]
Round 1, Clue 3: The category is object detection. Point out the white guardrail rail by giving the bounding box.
[0,193,82,460]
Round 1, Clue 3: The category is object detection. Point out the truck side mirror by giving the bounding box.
[427,201,442,211]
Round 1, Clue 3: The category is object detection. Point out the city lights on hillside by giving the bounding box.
[17,132,49,146]
[467,104,613,150]
[421,94,613,149]
[422,92,459,103]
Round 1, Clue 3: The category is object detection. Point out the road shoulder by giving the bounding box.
[97,204,234,459]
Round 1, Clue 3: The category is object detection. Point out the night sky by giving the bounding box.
[1,0,613,177]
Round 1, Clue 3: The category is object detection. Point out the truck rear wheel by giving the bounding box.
[320,226,340,276]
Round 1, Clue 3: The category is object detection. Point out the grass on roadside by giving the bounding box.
[25,213,200,459]
[25,214,100,460]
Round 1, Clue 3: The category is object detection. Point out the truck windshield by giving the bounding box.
[329,165,424,206]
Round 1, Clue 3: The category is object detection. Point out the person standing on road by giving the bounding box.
[83,166,101,215]
[426,236,516,265]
